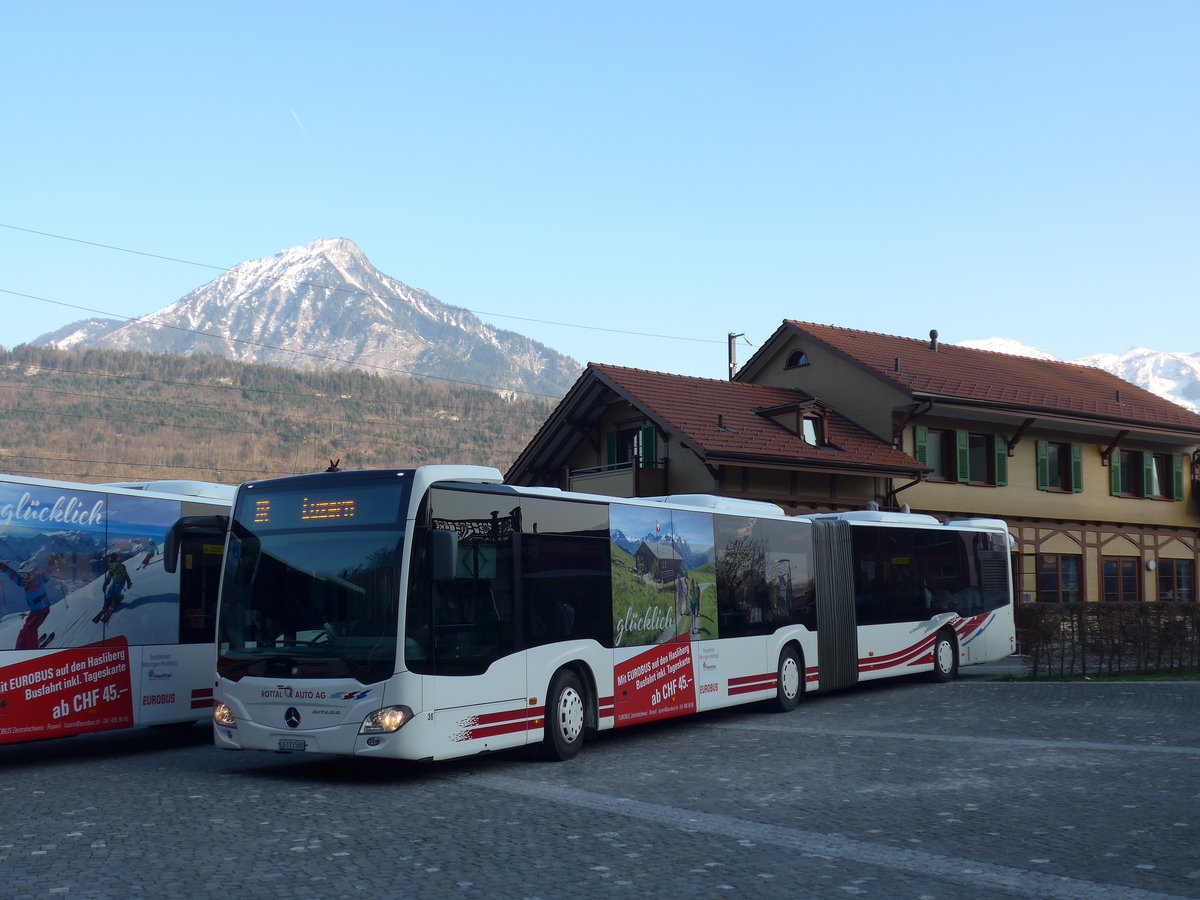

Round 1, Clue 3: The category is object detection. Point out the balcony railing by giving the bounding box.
[568,456,666,496]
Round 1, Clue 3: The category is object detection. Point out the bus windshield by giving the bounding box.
[216,474,413,684]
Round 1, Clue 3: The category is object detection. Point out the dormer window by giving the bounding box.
[754,400,830,447]
[785,349,809,368]
[801,415,822,445]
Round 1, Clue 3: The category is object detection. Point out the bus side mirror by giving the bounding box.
[164,524,181,574]
[429,529,459,582]
[164,515,229,574]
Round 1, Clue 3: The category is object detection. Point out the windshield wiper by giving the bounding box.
[313,643,374,682]
[263,638,375,682]
[217,653,298,676]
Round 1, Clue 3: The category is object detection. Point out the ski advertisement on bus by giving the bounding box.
[0,478,195,743]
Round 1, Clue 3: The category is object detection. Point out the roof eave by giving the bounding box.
[911,392,1200,439]
[701,450,928,479]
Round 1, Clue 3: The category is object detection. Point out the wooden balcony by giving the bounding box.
[567,457,667,497]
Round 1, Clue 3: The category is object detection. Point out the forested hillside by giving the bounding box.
[0,346,559,485]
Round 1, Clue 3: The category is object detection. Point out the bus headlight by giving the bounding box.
[359,705,414,735]
[213,702,237,729]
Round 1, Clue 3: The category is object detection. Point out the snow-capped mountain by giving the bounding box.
[1072,347,1200,414]
[33,238,581,396]
[956,338,1058,361]
[959,338,1200,413]
[611,529,713,569]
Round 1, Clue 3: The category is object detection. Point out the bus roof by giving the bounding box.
[640,494,787,516]
[99,480,238,501]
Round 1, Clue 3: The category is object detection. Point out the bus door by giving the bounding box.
[177,531,225,644]
[956,530,1016,662]
[412,493,529,753]
[135,515,228,726]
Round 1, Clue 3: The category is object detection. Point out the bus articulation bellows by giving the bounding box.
[209,466,1015,762]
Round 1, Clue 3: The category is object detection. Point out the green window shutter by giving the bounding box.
[640,425,657,469]
[994,437,1008,486]
[955,430,970,483]
[1172,454,1185,501]
[1071,444,1083,493]
[1109,450,1121,496]
[1142,452,1154,499]
[606,431,618,468]
[913,425,928,465]
[1035,440,1049,491]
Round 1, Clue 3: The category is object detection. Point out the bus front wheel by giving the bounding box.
[542,669,586,761]
[772,646,803,712]
[931,630,959,683]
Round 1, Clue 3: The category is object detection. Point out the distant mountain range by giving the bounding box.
[33,238,581,397]
[29,240,1197,413]
[611,528,713,570]
[958,338,1200,413]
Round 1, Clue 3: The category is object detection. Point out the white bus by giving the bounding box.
[209,466,1014,761]
[0,474,233,746]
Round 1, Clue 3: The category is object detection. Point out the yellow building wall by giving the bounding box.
[906,420,1198,603]
[903,420,1197,530]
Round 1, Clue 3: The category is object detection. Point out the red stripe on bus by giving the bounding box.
[728,673,775,696]
[464,707,536,727]
[466,719,539,741]
[452,706,545,742]
[728,672,773,687]
[859,635,937,673]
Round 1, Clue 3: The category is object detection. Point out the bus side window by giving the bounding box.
[417,487,519,675]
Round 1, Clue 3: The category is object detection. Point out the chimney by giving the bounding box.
[929,329,939,352]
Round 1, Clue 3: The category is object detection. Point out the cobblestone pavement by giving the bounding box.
[3,671,1198,900]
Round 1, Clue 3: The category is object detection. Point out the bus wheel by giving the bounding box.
[772,646,803,712]
[542,669,586,761]
[931,630,958,683]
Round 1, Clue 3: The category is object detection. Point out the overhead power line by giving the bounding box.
[0,222,725,345]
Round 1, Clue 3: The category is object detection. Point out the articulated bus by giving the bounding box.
[208,466,1015,762]
[0,474,233,746]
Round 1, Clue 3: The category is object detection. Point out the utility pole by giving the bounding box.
[728,332,745,381]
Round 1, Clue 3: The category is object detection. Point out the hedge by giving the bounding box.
[1015,602,1200,678]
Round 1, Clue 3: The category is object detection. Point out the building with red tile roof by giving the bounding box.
[737,322,1200,603]
[507,362,928,513]
[510,320,1199,603]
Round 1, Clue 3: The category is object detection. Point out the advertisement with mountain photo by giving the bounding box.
[610,505,719,726]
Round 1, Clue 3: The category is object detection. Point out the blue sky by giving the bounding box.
[3,2,1196,386]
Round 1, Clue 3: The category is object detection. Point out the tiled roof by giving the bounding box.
[777,321,1200,432]
[591,363,926,474]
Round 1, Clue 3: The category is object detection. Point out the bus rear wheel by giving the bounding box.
[542,669,586,761]
[772,646,803,712]
[931,630,958,683]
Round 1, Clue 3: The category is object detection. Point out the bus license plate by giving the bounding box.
[278,738,307,752]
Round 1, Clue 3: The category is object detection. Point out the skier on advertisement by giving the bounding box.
[138,538,159,570]
[94,553,134,624]
[0,559,59,650]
